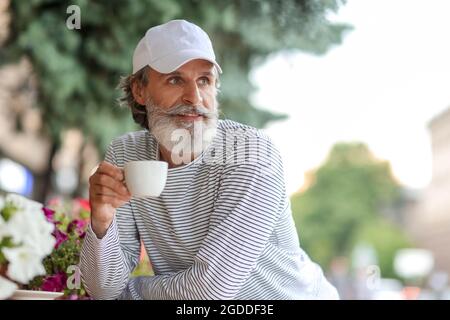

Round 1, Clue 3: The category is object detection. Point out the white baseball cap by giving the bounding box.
[132,19,222,75]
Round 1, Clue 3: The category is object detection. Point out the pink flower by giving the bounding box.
[67,219,87,238]
[52,229,68,249]
[43,207,55,223]
[75,198,91,212]
[47,197,63,208]
[41,272,67,292]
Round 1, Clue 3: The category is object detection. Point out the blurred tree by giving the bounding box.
[291,143,412,278]
[351,218,411,279]
[1,0,351,200]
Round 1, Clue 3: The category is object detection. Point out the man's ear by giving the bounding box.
[131,80,146,106]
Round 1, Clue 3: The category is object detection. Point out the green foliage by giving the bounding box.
[42,233,82,275]
[0,203,17,222]
[0,200,19,264]
[131,254,154,277]
[3,0,351,153]
[0,237,13,264]
[351,218,411,279]
[291,142,411,276]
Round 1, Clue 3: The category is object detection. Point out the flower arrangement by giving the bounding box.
[1,194,151,300]
[26,197,91,299]
[0,194,55,300]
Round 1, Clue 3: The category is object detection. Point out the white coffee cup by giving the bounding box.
[124,160,168,197]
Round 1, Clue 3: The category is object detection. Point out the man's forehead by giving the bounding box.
[147,60,216,79]
[169,59,215,75]
[163,70,214,77]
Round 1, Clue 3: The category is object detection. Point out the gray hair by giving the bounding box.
[117,66,151,130]
[117,66,221,131]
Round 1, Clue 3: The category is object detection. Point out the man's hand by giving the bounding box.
[89,161,131,238]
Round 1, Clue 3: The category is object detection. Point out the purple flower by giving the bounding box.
[43,207,55,223]
[41,272,67,292]
[67,219,87,238]
[52,229,68,249]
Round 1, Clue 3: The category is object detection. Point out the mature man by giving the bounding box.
[80,19,339,300]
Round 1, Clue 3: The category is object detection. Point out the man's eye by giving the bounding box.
[198,77,210,86]
[168,77,182,85]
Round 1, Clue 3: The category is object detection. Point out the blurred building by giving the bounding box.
[406,106,450,275]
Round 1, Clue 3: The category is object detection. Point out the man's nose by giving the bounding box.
[182,82,203,106]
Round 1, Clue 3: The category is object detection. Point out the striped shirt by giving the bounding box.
[80,119,339,300]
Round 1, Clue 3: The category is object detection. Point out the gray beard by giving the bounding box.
[145,99,219,165]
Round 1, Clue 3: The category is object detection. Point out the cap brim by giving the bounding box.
[149,49,222,74]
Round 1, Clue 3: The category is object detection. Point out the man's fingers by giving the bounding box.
[96,161,124,182]
[93,195,129,208]
[88,161,131,212]
[90,174,130,197]
[92,184,130,199]
[90,184,131,203]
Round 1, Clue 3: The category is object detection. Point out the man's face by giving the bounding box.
[133,59,219,162]
[146,59,217,116]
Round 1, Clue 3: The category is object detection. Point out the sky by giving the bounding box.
[252,0,450,195]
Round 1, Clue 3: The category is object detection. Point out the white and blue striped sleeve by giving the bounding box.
[119,137,287,300]
[79,142,141,300]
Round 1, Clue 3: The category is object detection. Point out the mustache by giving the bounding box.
[147,102,217,119]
